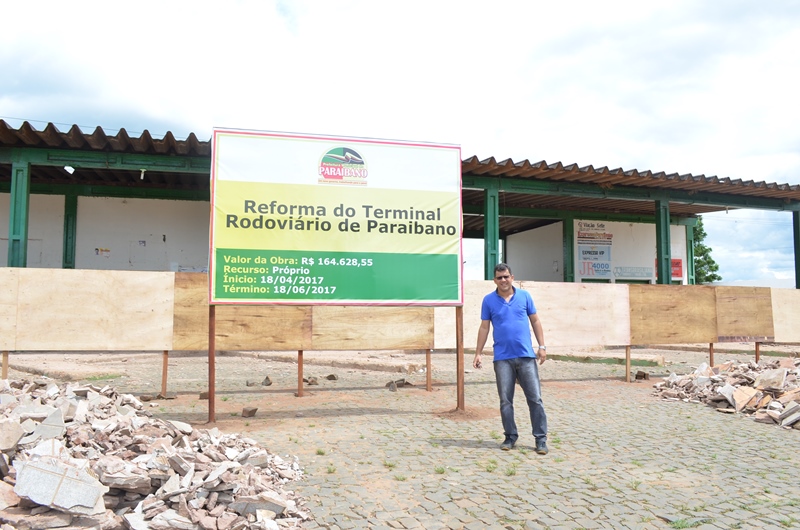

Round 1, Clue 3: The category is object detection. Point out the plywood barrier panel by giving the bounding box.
[520,281,631,347]
[434,280,494,350]
[629,284,716,345]
[715,286,774,342]
[215,305,311,351]
[771,287,800,343]
[0,268,19,350]
[16,269,174,351]
[172,272,210,350]
[312,306,434,350]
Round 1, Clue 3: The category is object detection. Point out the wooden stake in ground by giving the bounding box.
[297,350,304,397]
[161,350,168,397]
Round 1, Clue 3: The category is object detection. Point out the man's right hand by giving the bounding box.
[473,354,483,369]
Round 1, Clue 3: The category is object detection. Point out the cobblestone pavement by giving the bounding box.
[8,348,800,529]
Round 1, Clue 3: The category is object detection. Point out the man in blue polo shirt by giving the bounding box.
[473,263,548,454]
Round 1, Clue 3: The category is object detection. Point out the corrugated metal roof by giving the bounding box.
[3,120,800,236]
[461,155,800,200]
[0,120,210,156]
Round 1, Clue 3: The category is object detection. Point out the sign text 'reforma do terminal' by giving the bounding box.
[225,200,458,235]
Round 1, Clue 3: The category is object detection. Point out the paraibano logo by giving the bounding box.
[318,147,368,186]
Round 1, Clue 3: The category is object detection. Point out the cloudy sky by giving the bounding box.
[2,1,799,286]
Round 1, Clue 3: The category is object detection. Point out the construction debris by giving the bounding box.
[0,377,309,529]
[385,379,414,392]
[652,357,800,429]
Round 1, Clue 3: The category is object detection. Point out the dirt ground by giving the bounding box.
[4,343,797,433]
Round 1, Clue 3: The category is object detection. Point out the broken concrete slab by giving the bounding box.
[13,458,109,515]
[0,480,20,510]
[0,419,25,452]
[228,491,288,516]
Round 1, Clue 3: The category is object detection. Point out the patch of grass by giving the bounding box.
[86,373,122,381]
[631,460,643,467]
[547,354,659,367]
[490,431,501,440]
[485,462,497,472]
[394,474,407,481]
[327,464,336,473]
[221,396,229,401]
[553,456,564,463]
[383,461,396,469]
[308,424,315,428]
[779,516,799,528]
[504,465,517,476]
[518,447,529,455]
[316,449,325,455]
[434,466,446,474]
[230,412,238,417]
[669,519,710,529]
[629,480,642,490]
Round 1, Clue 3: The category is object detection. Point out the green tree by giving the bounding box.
[693,216,722,284]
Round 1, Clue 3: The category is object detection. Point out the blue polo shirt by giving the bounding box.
[481,287,537,361]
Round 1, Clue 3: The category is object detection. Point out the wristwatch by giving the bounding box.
[538,346,546,350]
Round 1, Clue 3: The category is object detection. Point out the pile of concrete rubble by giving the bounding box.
[0,377,309,529]
[653,357,800,429]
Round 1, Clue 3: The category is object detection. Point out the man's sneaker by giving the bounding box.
[500,437,516,451]
[535,439,549,455]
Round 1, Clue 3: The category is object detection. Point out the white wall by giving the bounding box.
[2,193,689,281]
[75,197,209,271]
[0,194,65,267]
[505,222,563,281]
[502,218,688,284]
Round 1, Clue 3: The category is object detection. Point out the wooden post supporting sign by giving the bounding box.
[456,306,464,411]
[208,305,216,424]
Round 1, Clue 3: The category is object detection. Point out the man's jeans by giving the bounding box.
[494,356,547,443]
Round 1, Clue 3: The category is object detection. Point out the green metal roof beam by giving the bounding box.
[0,147,211,174]
[0,182,209,201]
[462,204,697,225]
[461,175,800,212]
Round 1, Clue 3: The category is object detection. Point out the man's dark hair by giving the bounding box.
[494,263,512,275]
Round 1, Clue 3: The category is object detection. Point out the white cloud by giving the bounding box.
[2,0,798,286]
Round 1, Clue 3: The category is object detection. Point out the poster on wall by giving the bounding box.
[576,221,613,279]
[209,129,463,305]
[655,258,684,280]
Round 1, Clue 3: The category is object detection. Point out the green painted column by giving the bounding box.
[7,160,31,267]
[483,181,500,279]
[562,215,575,282]
[63,194,78,269]
[685,224,696,285]
[655,199,672,284]
[793,211,800,289]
